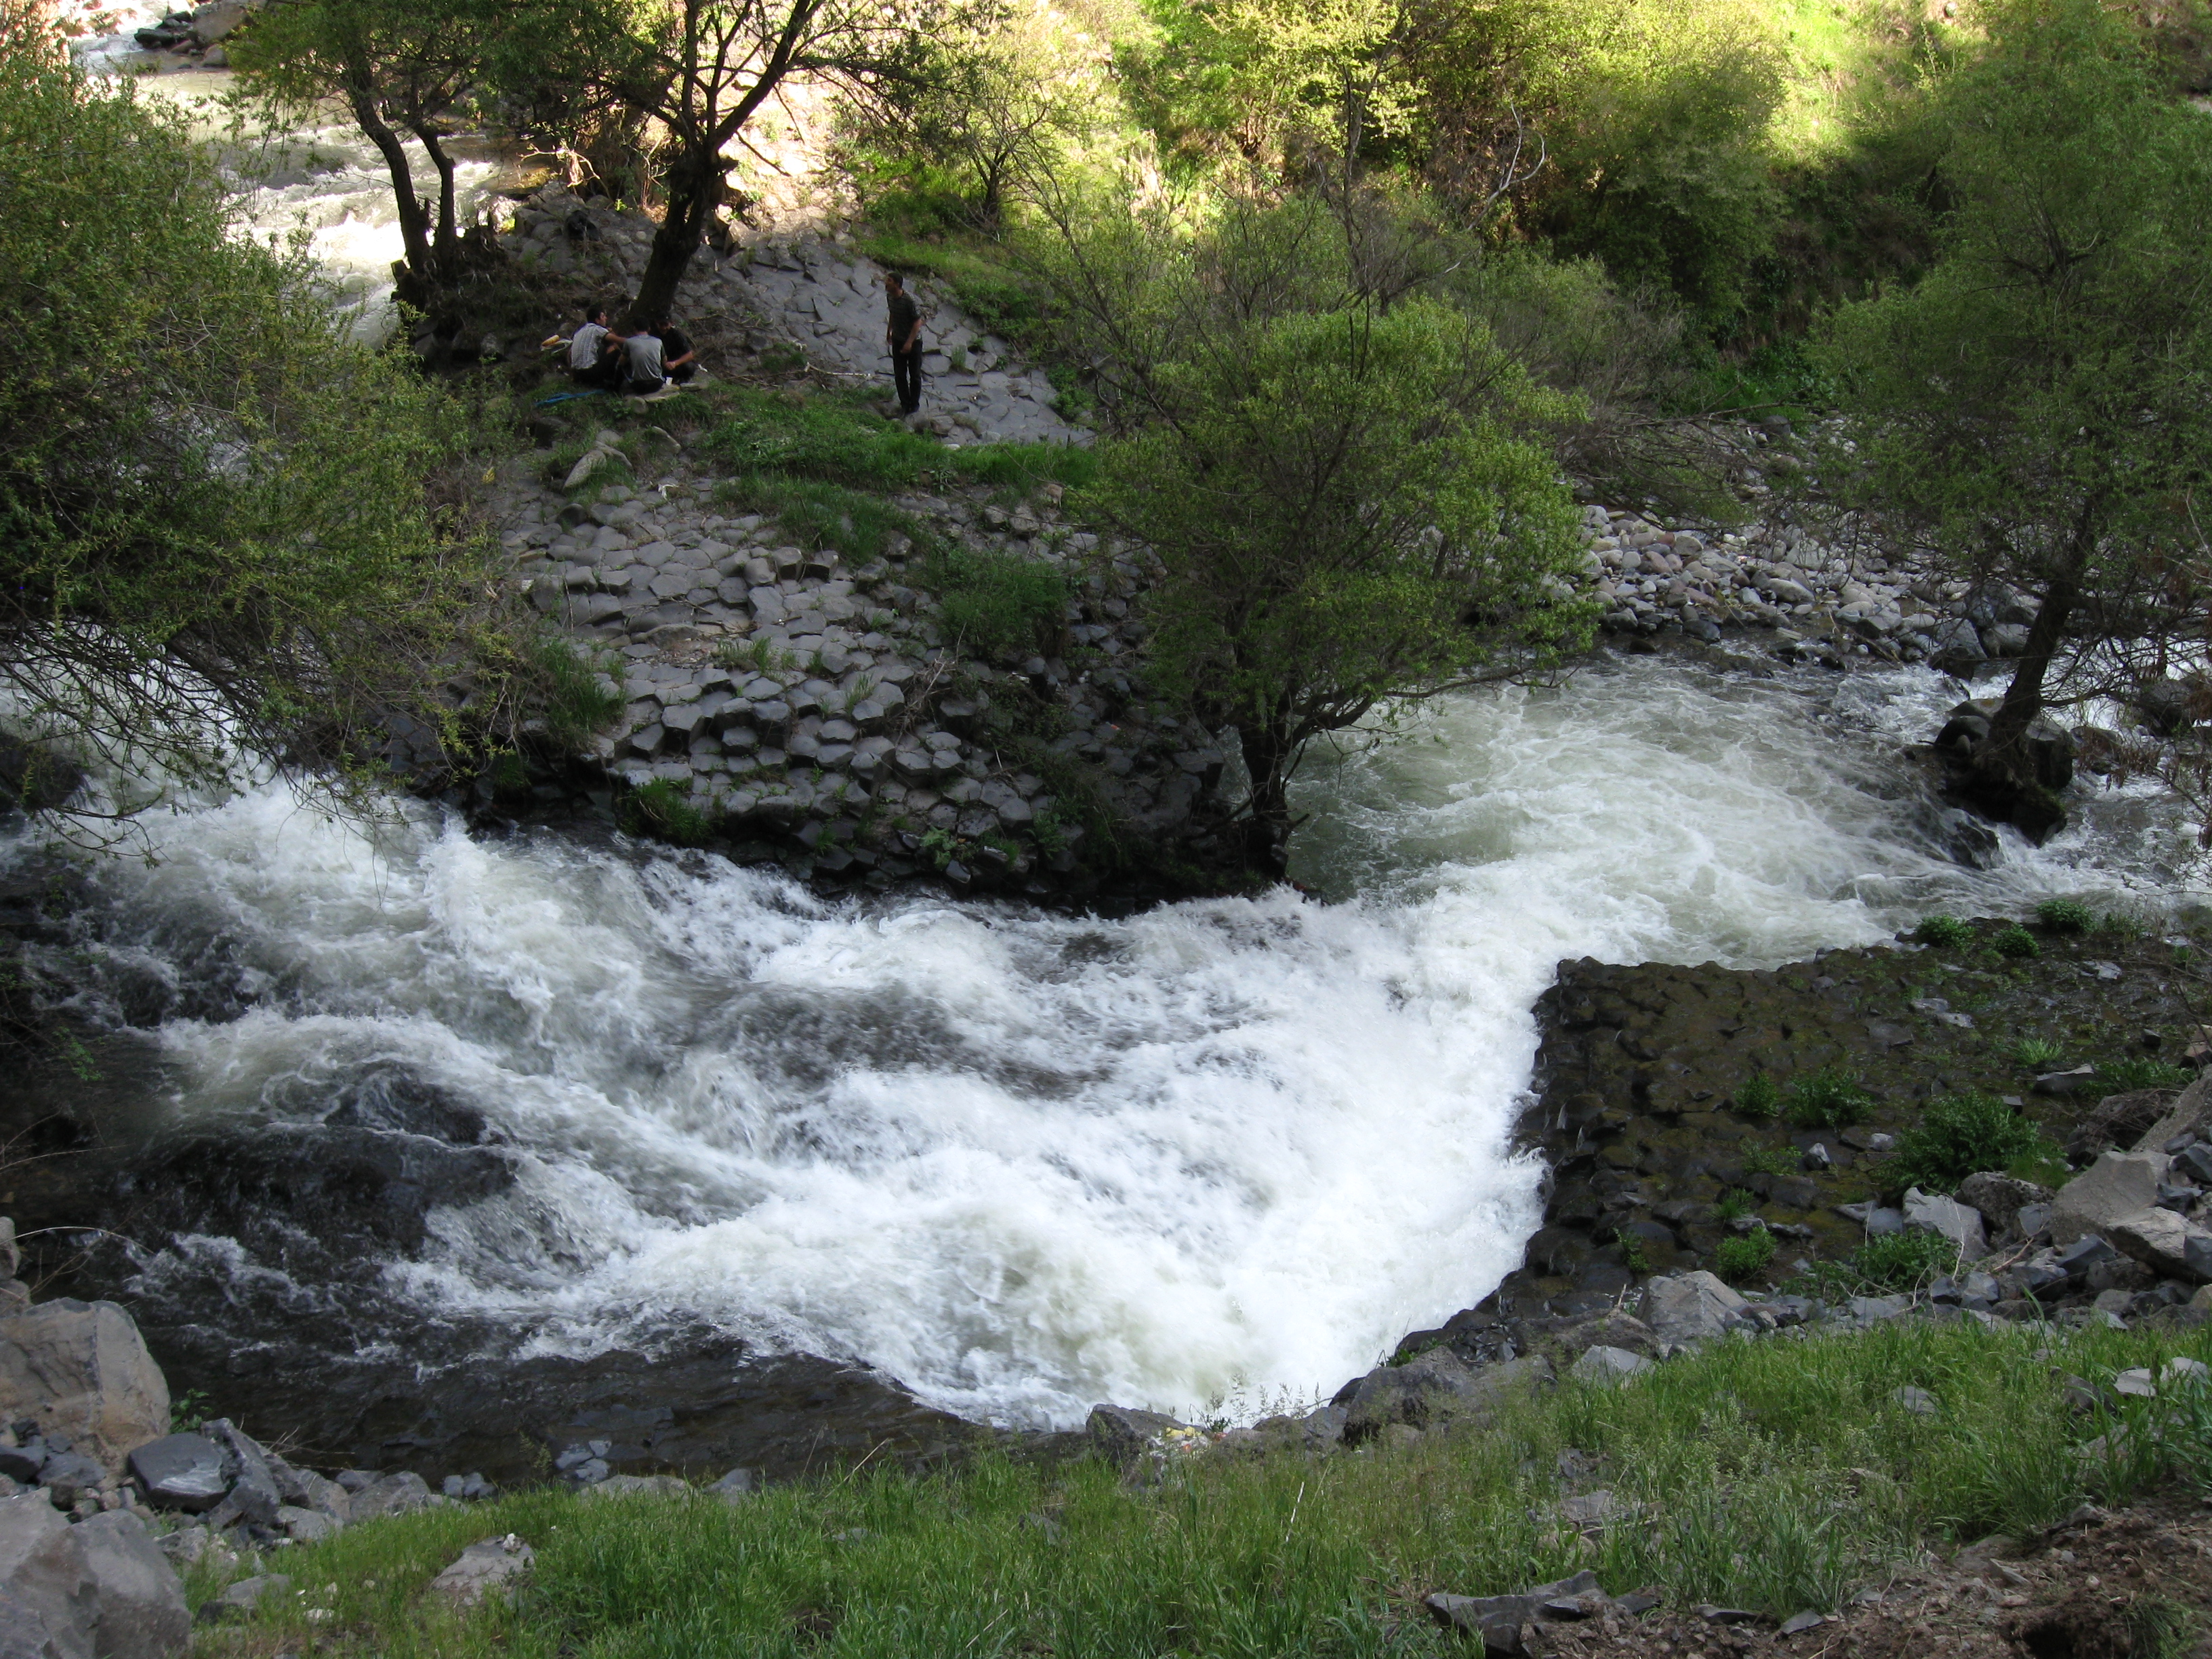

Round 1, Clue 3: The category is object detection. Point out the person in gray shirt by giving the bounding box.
[621,319,666,394]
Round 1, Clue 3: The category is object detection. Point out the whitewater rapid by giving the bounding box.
[20,658,2207,1429]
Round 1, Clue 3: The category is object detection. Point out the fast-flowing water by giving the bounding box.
[80,24,510,340]
[13,658,2203,1431]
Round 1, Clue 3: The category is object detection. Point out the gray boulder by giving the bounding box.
[201,1573,287,1621]
[70,1514,188,1658]
[349,1471,436,1521]
[0,1496,92,1659]
[2051,1151,2168,1247]
[0,1496,187,1659]
[1639,1271,1753,1345]
[1085,1405,1189,1465]
[430,1535,534,1607]
[0,1302,169,1474]
[2135,1071,2212,1155]
[203,1420,279,1529]
[1955,1173,2055,1242]
[578,1474,690,1500]
[1340,1352,1552,1443]
[1903,1187,1987,1261]
[1572,1347,1654,1389]
[2100,1208,2212,1284]
[126,1435,227,1513]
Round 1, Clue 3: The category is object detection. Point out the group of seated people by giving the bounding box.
[566,302,698,394]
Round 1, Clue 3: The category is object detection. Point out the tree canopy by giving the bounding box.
[1821,0,2212,827]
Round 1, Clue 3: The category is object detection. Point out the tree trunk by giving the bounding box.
[348,88,431,282]
[628,146,718,327]
[413,125,462,279]
[1235,721,1294,877]
[1977,567,2080,790]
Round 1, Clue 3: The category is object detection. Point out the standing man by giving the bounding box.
[885,272,923,416]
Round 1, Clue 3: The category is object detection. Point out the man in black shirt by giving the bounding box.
[662,323,699,384]
[885,272,923,415]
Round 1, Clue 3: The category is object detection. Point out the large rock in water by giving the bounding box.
[1931,698,2076,842]
[0,1301,169,1473]
[0,1495,188,1659]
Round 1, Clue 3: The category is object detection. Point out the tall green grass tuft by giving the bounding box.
[1881,1094,2057,1196]
[1786,1066,1871,1130]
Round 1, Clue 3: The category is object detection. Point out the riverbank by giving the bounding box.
[128,1319,2212,1658]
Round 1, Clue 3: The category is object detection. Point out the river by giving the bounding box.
[9,657,2203,1439]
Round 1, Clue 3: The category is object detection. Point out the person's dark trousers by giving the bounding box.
[892,344,923,413]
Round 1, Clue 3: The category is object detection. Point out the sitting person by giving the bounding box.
[619,319,666,394]
[660,321,699,384]
[566,302,619,387]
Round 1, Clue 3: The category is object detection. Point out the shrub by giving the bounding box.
[2036,897,2093,933]
[1994,926,2041,960]
[1736,1073,1780,1118]
[1801,1229,1958,1298]
[923,544,1069,661]
[1715,1228,1778,1283]
[1786,1067,1872,1130]
[1739,1142,1800,1179]
[1715,1187,1757,1222]
[529,636,623,750]
[1915,916,1973,947]
[2099,1057,2192,1092]
[2013,1037,2066,1070]
[1614,1229,1652,1273]
[1882,1094,2056,1195]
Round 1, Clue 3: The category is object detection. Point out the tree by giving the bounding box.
[1820,0,2212,834]
[592,0,935,325]
[840,0,1107,232]
[0,5,510,832]
[1057,192,1594,869]
[228,0,514,298]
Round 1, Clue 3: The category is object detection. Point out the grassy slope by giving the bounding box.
[200,1319,2212,1658]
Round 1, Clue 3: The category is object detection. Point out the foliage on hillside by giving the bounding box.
[0,6,513,828]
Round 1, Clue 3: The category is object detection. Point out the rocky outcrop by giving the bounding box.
[0,1497,186,1659]
[0,1303,169,1475]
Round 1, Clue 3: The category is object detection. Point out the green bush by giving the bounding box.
[1715,1227,1778,1282]
[1994,925,2041,960]
[1914,916,1973,947]
[1881,1094,2056,1195]
[924,544,1069,661]
[2013,1037,2067,1070]
[2036,897,2093,933]
[1786,1067,1872,1130]
[1736,1072,1780,1118]
[2099,1056,2192,1092]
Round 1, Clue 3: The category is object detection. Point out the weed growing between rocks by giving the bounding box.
[1784,1066,1872,1130]
[1793,1229,1959,1298]
[2099,1056,2195,1093]
[2037,897,2095,935]
[1715,1228,1778,1283]
[1880,1094,2060,1196]
[188,1323,2212,1659]
[1996,924,2042,960]
[1735,1072,1781,1118]
[1914,915,1973,947]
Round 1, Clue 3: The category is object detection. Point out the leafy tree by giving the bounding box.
[1820,0,2212,831]
[588,0,939,325]
[840,0,1109,231]
[228,0,518,297]
[1054,193,1594,869]
[0,7,510,830]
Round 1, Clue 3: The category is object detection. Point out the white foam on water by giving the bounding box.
[39,658,2210,1427]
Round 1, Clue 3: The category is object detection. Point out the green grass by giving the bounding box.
[528,634,623,750]
[2100,1056,2194,1092]
[192,1321,2212,1659]
[1785,1066,1872,1130]
[1738,1142,1800,1179]
[1913,915,1973,947]
[1715,1186,1758,1222]
[924,542,1071,661]
[620,777,714,846]
[1880,1094,2059,1197]
[2013,1036,2068,1071]
[1796,1229,1959,1298]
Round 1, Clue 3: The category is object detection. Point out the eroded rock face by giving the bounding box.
[0,1302,168,1474]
